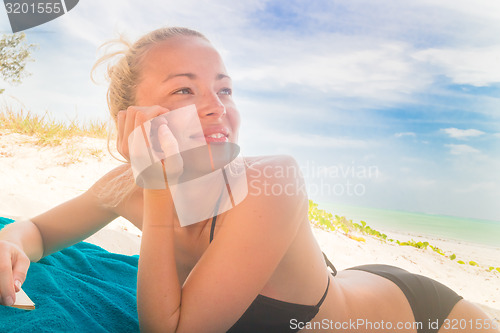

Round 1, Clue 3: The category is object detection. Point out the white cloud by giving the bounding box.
[406,177,436,189]
[445,144,480,155]
[413,46,500,86]
[419,0,500,23]
[230,39,431,106]
[265,131,370,149]
[455,181,496,194]
[442,128,485,140]
[51,0,265,48]
[394,132,416,138]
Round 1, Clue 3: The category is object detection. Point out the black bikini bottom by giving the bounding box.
[347,264,463,333]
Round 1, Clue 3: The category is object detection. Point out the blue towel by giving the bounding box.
[0,217,139,332]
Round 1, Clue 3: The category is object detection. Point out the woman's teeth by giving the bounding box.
[206,133,225,138]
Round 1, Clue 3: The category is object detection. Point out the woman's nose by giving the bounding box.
[198,93,226,118]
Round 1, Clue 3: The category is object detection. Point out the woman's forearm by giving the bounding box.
[137,189,181,332]
[0,219,44,262]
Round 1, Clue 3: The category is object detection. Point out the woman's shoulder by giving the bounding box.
[243,155,302,183]
[227,154,308,232]
[242,155,305,199]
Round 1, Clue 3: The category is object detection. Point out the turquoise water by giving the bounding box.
[317,202,500,247]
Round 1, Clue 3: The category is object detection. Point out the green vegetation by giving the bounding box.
[308,200,499,274]
[397,239,429,249]
[0,106,110,165]
[0,106,108,146]
[429,245,445,256]
[0,32,37,94]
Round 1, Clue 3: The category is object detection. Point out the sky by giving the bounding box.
[1,0,499,221]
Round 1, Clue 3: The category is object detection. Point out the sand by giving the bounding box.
[1,130,499,322]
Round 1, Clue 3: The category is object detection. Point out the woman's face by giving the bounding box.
[135,36,240,145]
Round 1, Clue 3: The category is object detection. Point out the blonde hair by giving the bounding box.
[92,27,209,207]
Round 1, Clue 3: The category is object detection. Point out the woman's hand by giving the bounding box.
[118,105,184,188]
[0,240,30,306]
[157,123,184,183]
[116,105,170,162]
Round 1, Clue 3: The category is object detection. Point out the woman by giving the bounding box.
[0,27,497,333]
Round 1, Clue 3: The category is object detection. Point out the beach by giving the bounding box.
[1,130,499,322]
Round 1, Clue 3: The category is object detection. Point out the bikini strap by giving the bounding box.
[315,274,330,308]
[323,252,337,276]
[209,194,223,243]
[209,214,217,243]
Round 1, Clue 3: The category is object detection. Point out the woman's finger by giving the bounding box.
[11,251,30,293]
[118,105,170,160]
[158,124,179,157]
[158,124,183,182]
[121,106,139,159]
[0,244,15,306]
[133,105,169,131]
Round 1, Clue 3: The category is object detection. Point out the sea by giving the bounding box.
[317,202,500,248]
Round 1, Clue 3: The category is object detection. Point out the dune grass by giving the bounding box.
[0,106,109,146]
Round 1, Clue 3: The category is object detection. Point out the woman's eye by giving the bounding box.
[173,88,192,95]
[219,88,232,96]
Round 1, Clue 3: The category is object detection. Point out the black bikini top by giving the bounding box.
[209,213,336,333]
